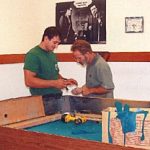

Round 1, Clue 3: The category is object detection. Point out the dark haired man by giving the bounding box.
[71,39,114,98]
[24,26,77,96]
[59,7,75,43]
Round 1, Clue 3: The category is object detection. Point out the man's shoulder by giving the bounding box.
[27,45,39,54]
[95,54,109,67]
[26,46,45,58]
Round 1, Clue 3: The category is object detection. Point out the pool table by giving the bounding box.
[0,95,149,150]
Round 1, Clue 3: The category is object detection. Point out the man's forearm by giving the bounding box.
[82,86,108,96]
[25,76,58,88]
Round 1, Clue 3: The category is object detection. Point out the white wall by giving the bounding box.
[0,64,30,100]
[0,62,150,101]
[110,62,150,100]
[0,0,150,54]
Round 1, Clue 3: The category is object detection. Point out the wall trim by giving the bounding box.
[0,52,150,64]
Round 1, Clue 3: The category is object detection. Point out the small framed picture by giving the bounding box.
[125,16,144,33]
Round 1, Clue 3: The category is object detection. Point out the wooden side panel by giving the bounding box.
[0,126,141,150]
[4,114,61,129]
[0,96,45,126]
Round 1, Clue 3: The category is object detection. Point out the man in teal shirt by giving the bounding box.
[24,26,77,96]
[71,39,114,98]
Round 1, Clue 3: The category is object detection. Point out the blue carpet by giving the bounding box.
[26,120,102,142]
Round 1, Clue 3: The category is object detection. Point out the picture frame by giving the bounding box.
[125,16,144,33]
[56,0,106,44]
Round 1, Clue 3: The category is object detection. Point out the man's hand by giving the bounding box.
[71,87,82,95]
[82,86,91,96]
[55,79,68,89]
[65,78,78,86]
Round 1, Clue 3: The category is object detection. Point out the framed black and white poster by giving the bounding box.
[56,0,106,44]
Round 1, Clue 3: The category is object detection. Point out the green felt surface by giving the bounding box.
[26,120,102,142]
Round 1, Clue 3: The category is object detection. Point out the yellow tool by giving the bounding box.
[61,113,87,124]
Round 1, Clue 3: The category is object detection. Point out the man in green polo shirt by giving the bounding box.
[24,26,77,96]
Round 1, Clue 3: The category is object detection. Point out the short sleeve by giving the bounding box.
[23,53,39,73]
[96,64,114,90]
